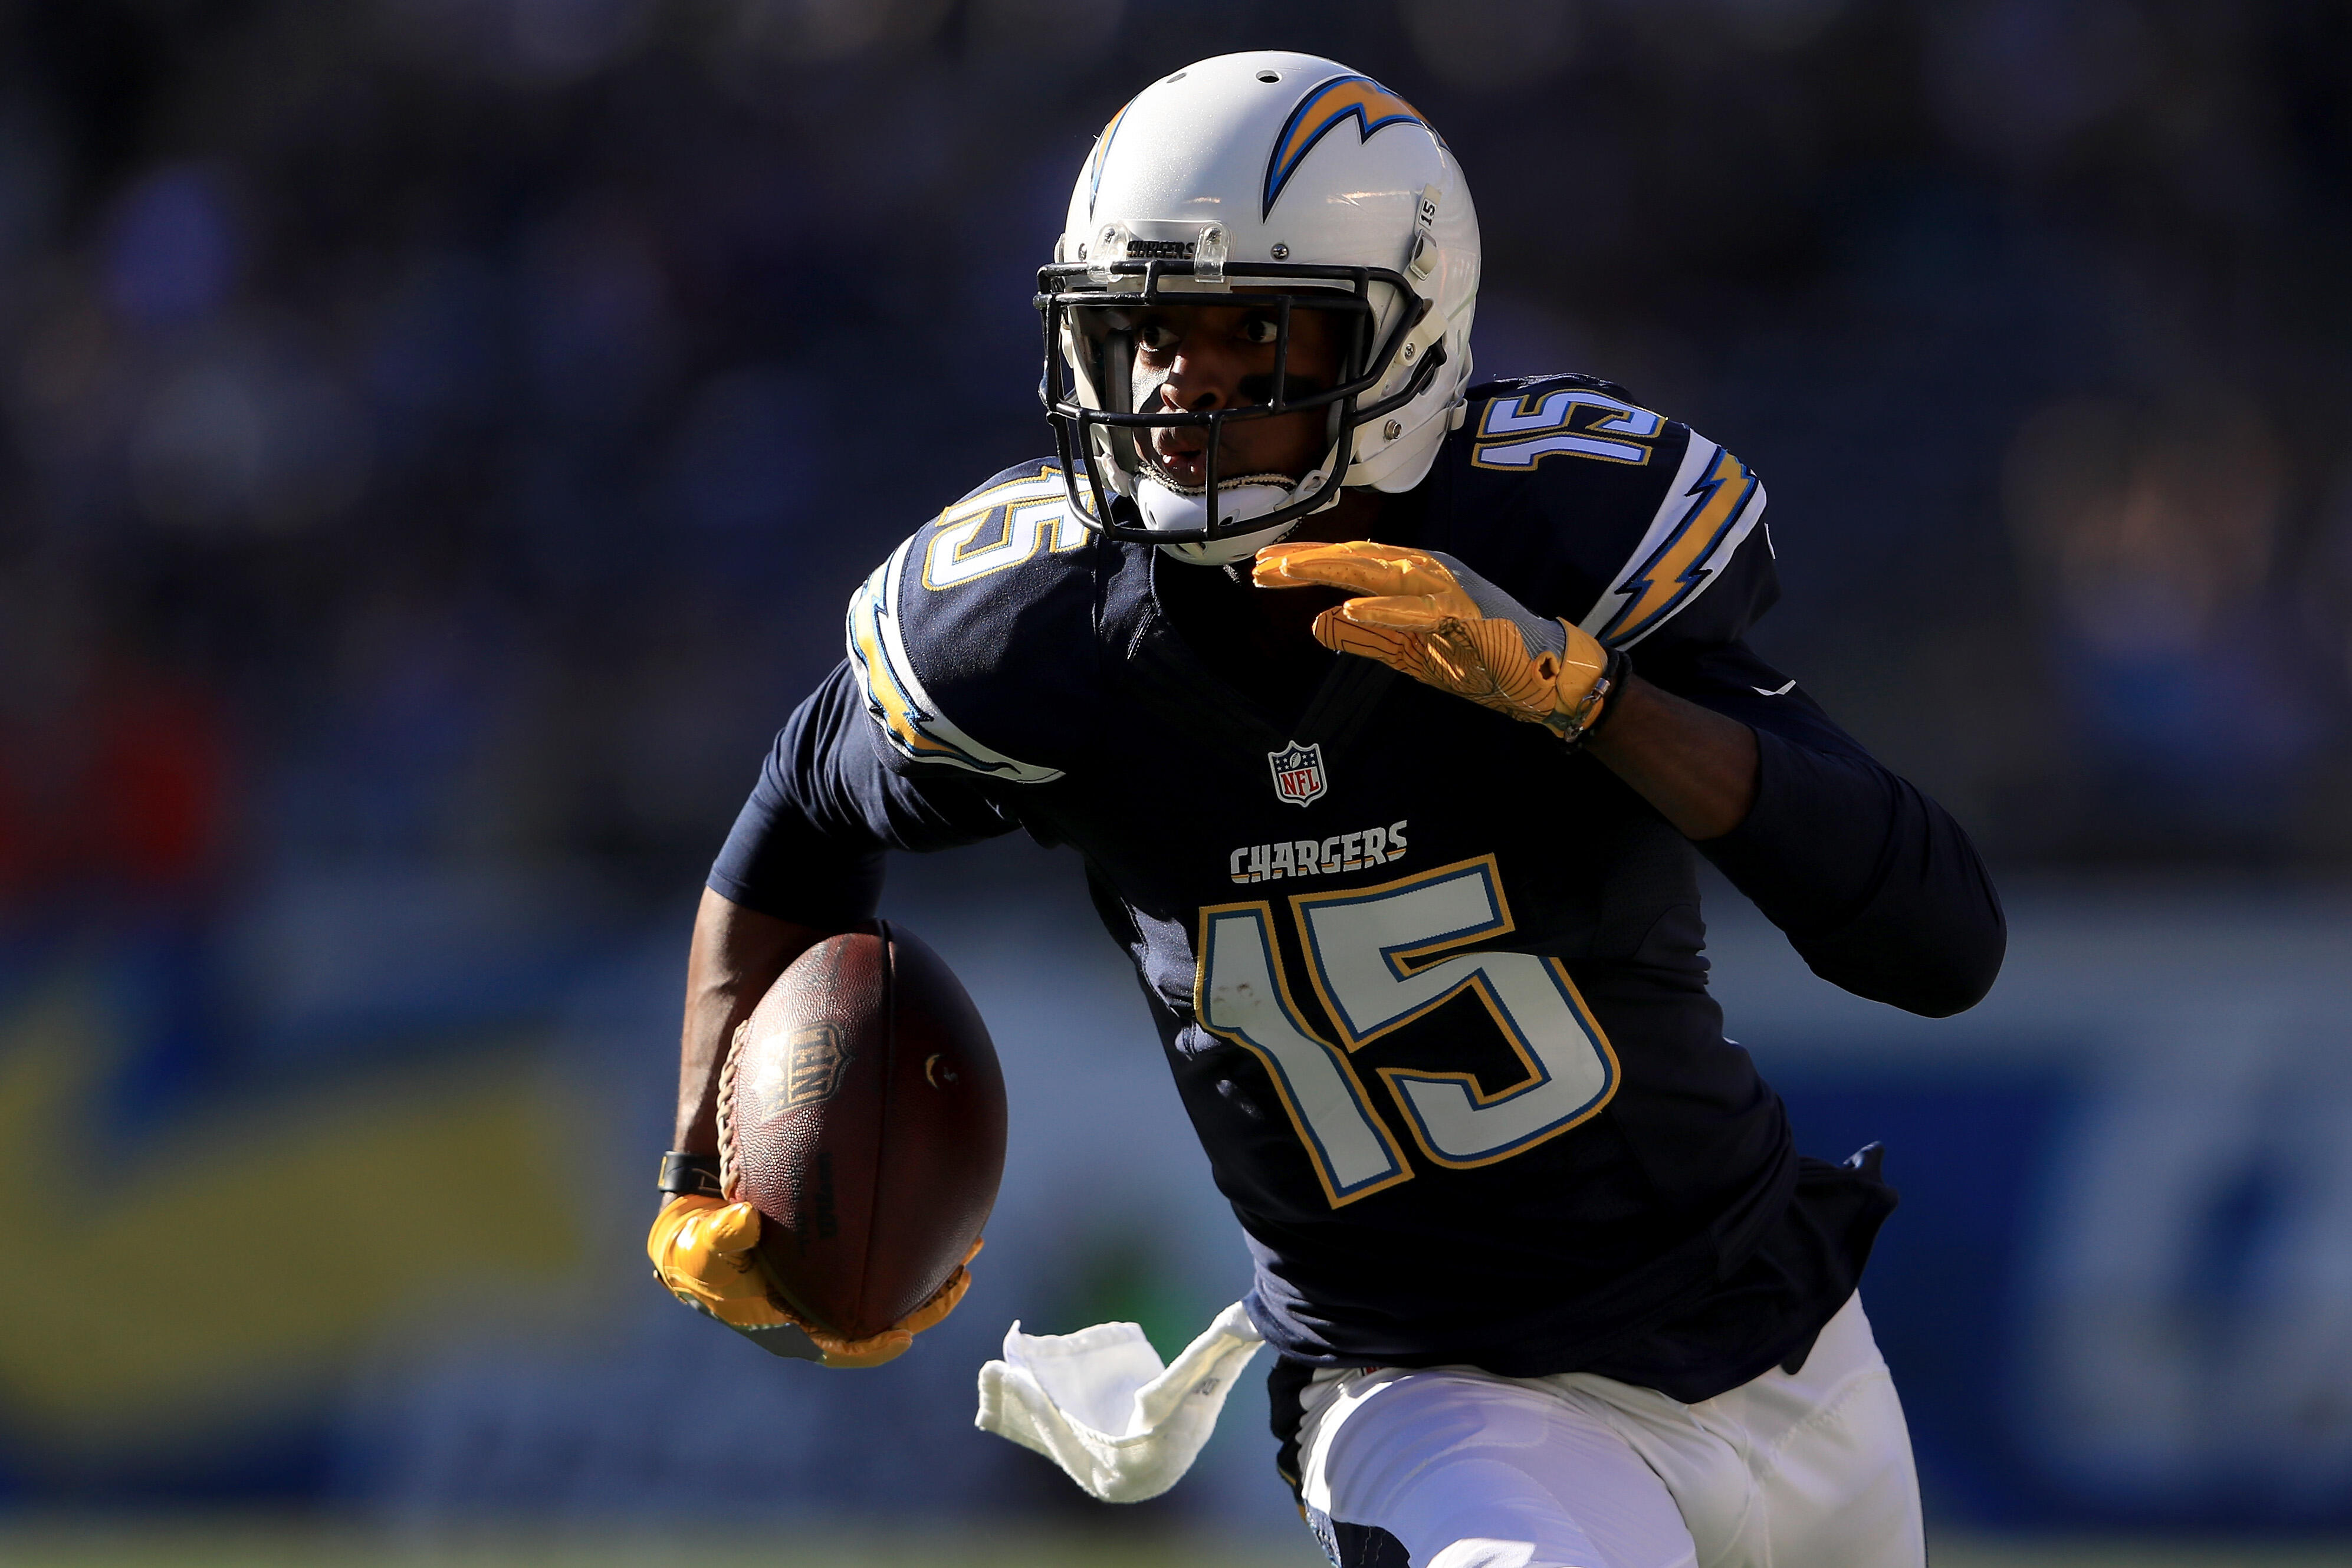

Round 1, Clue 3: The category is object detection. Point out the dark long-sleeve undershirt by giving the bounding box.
[707,663,1009,929]
[1650,639,2006,1017]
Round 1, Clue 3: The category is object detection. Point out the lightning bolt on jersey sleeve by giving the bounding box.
[1422,374,1778,659]
[843,461,1106,786]
[709,461,1111,923]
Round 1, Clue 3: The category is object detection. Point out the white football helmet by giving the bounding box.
[1038,51,1481,565]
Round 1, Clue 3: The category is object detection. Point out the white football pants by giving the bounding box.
[1292,1293,1924,1568]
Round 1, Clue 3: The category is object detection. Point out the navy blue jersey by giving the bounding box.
[711,374,2005,1399]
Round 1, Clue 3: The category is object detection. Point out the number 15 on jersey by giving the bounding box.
[1195,854,1620,1208]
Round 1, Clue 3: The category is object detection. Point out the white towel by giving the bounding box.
[973,1300,1266,1503]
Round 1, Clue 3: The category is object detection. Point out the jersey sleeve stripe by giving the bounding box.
[845,538,1065,784]
[1576,438,1768,648]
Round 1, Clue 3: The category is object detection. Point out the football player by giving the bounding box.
[649,51,2003,1568]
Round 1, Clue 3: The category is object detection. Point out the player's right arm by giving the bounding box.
[665,663,903,1167]
[655,484,1082,1356]
[649,662,1019,1362]
[674,887,827,1158]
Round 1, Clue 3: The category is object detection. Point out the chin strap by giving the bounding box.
[1142,471,1345,567]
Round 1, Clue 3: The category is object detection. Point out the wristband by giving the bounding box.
[656,1150,725,1199]
[1560,646,1632,750]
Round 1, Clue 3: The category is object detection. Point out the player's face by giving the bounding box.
[1129,299,1343,486]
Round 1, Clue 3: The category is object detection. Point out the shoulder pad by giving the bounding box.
[1461,370,1644,410]
[1433,374,1775,650]
[845,461,1100,784]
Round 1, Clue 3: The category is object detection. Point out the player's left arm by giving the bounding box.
[1578,673,1758,840]
[1643,637,2003,1015]
[1256,541,2004,1017]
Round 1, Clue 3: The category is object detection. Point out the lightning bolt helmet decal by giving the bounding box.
[1262,74,1431,220]
[1087,98,1132,221]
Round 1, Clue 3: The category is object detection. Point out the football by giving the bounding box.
[717,921,1006,1343]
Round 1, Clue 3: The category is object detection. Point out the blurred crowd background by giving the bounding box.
[3,0,2350,1555]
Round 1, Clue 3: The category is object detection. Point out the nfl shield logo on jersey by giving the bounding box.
[1267,741,1328,807]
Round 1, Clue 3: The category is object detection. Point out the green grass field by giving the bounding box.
[5,1523,2352,1568]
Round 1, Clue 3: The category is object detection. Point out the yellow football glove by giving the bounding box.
[646,1194,979,1369]
[1254,541,1621,744]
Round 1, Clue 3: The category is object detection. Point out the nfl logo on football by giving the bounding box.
[784,1024,851,1108]
[1267,741,1328,808]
